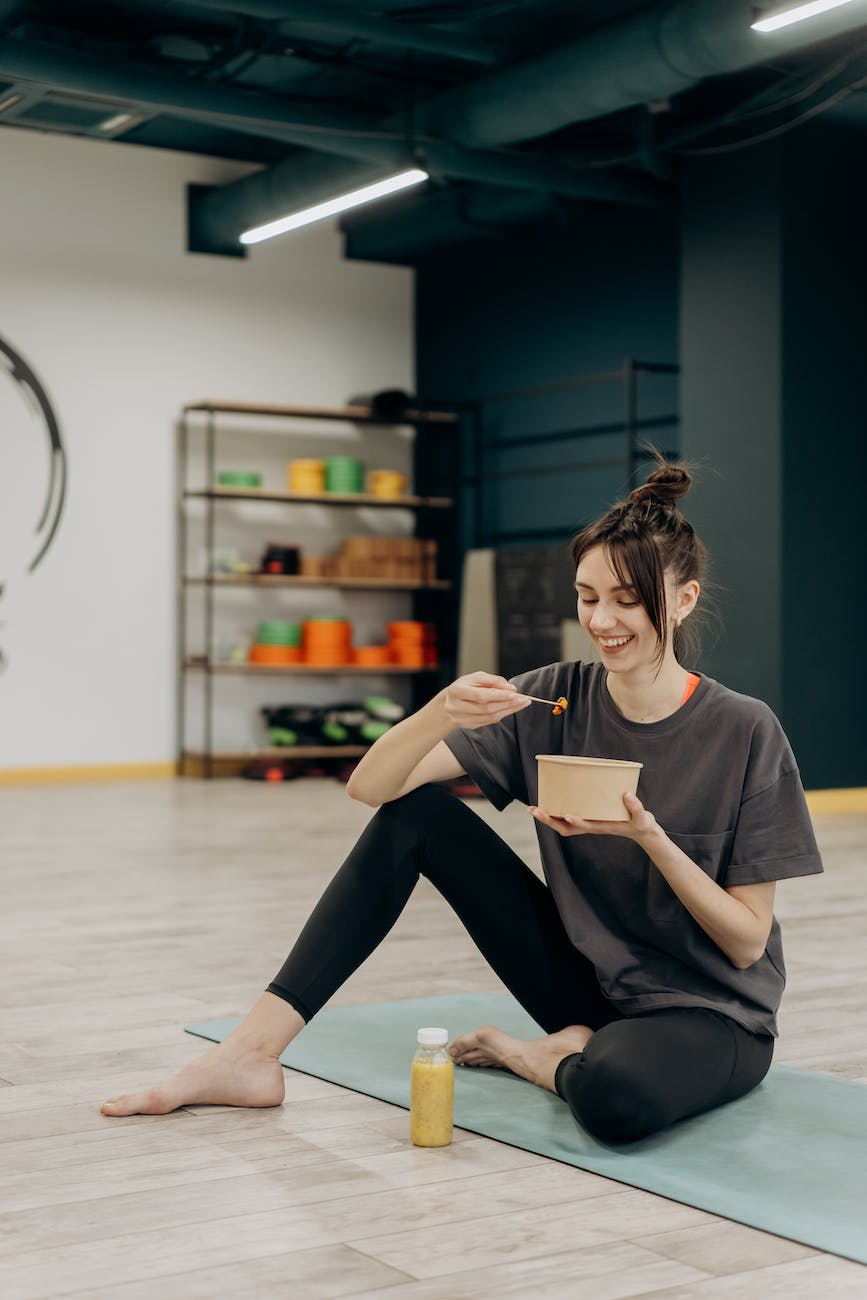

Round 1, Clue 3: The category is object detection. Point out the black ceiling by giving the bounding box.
[2,1,866,257]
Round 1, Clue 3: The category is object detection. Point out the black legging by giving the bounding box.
[267,785,773,1143]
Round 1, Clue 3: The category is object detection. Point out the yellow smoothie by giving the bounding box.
[410,1058,454,1147]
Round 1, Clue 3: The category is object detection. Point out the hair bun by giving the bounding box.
[628,462,691,510]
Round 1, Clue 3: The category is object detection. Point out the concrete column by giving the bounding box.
[680,140,784,712]
[680,125,867,786]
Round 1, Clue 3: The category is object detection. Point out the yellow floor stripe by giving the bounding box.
[0,762,174,785]
[0,764,864,812]
[804,788,867,816]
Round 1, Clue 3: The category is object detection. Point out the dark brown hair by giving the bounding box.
[569,458,710,667]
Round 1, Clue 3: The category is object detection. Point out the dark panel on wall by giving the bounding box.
[679,143,785,709]
[417,207,678,400]
[780,125,867,788]
[495,544,577,680]
[680,123,867,788]
[415,204,680,557]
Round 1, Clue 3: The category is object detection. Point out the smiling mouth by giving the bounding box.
[598,635,635,650]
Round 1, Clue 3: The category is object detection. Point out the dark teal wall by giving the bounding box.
[410,124,866,789]
[415,205,680,549]
[781,127,867,788]
[679,145,785,712]
[417,209,679,394]
[680,123,867,789]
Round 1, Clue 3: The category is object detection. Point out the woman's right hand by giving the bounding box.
[441,672,531,731]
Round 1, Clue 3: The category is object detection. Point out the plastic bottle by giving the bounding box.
[409,1027,454,1147]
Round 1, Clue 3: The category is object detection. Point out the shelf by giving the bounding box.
[185,486,453,509]
[185,658,436,675]
[179,394,459,778]
[184,746,369,760]
[184,575,451,590]
[179,747,367,777]
[183,400,457,426]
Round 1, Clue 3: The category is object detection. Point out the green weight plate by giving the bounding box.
[360,720,391,742]
[218,471,262,487]
[268,728,298,746]
[364,696,405,722]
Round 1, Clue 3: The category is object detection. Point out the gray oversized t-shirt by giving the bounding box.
[445,661,823,1036]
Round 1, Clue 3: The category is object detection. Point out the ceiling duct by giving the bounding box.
[177,0,502,66]
[423,0,867,147]
[193,0,867,250]
[0,35,380,139]
[4,0,867,251]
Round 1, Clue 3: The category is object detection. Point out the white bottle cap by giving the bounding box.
[417,1027,448,1046]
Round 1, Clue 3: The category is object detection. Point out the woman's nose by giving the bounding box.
[589,604,616,631]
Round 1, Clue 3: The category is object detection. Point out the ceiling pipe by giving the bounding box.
[0,0,20,27]
[167,0,503,66]
[422,0,867,147]
[189,128,668,254]
[342,183,570,265]
[8,0,866,252]
[0,34,380,136]
[0,33,668,249]
[194,0,867,248]
[189,153,387,255]
[421,139,666,206]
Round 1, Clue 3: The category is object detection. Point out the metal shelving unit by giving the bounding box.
[178,400,460,777]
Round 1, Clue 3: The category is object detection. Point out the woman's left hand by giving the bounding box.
[530,791,658,843]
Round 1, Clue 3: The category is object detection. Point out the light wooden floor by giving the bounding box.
[1,778,865,1300]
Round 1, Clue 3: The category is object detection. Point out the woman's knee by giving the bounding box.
[559,1038,663,1144]
[375,783,470,840]
[373,783,485,889]
[378,783,458,818]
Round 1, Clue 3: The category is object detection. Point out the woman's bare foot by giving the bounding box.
[449,1024,593,1093]
[101,1039,286,1116]
[101,994,304,1117]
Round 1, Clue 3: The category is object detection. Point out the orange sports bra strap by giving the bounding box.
[681,672,701,706]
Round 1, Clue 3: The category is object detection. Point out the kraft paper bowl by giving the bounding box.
[536,754,643,821]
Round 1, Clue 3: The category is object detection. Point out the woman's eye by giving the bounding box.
[578,595,638,607]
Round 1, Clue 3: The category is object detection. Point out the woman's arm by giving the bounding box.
[637,828,776,969]
[346,673,531,808]
[531,792,776,969]
[345,704,461,807]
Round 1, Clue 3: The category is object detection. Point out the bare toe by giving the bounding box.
[456,1050,508,1070]
[100,1047,285,1117]
[449,1025,515,1068]
[100,1087,177,1117]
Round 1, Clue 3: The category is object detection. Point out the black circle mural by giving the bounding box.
[0,335,67,671]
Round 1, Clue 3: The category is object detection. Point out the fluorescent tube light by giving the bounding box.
[240,168,429,245]
[98,112,140,134]
[752,0,859,32]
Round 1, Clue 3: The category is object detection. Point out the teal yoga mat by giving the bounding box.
[186,993,867,1266]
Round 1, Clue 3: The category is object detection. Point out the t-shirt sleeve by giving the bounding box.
[444,709,529,811]
[725,766,824,886]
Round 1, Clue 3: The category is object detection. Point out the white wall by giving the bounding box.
[0,128,415,767]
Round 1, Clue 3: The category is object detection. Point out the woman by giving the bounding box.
[103,461,822,1142]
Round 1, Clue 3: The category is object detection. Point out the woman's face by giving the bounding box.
[575,544,678,672]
